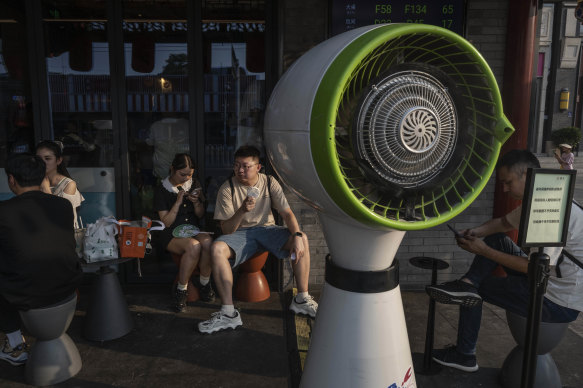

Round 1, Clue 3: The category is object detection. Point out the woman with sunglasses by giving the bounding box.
[153,153,214,313]
[35,140,84,228]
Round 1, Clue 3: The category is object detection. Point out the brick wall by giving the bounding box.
[465,0,509,86]
[279,0,509,291]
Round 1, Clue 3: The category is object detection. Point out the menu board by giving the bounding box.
[518,169,576,248]
[331,0,465,36]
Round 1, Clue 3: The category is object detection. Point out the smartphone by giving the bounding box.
[177,186,184,192]
[447,224,463,238]
[247,186,260,199]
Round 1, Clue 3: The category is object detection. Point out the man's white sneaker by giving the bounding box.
[289,295,318,318]
[198,310,243,334]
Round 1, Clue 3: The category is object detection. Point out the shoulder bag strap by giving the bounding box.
[229,176,235,209]
[562,249,583,270]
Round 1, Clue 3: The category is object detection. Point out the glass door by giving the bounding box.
[42,0,115,226]
[201,0,266,225]
[0,0,33,199]
[200,1,278,289]
[122,0,189,280]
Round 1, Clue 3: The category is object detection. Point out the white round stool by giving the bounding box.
[499,310,568,388]
[19,293,82,386]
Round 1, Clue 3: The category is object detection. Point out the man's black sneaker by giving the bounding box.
[173,285,188,313]
[193,278,216,303]
[426,280,482,307]
[432,345,478,372]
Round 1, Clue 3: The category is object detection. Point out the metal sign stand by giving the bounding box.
[516,168,576,388]
[520,247,550,388]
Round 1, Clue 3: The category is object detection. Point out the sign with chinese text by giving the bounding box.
[331,0,465,36]
[518,169,576,247]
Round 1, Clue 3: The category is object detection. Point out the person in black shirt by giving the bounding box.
[153,153,214,312]
[0,154,82,366]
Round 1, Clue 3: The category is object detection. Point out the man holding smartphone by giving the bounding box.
[426,150,583,372]
[198,145,318,334]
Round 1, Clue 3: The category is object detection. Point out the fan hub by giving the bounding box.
[399,107,439,153]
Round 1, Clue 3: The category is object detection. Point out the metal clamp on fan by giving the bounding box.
[325,254,399,293]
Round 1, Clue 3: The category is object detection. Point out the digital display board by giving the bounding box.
[331,0,466,36]
[517,169,576,248]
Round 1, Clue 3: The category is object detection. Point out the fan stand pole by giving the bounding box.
[300,214,416,388]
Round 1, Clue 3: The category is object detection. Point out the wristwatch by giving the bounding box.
[294,232,303,237]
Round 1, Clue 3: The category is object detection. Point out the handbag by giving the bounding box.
[82,216,120,262]
[117,216,164,258]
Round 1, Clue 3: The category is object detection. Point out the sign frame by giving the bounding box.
[517,168,576,248]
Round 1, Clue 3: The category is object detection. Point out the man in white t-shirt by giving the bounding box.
[426,149,582,372]
[198,145,318,334]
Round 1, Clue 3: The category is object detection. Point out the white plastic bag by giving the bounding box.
[83,216,120,262]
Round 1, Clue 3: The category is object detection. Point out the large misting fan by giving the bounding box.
[264,24,514,388]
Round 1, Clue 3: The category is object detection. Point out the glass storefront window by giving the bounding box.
[1,0,270,281]
[122,0,188,221]
[202,0,266,215]
[43,0,112,167]
[0,1,33,162]
[122,0,188,280]
[42,1,116,228]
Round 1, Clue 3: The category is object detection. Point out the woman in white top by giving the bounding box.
[36,140,84,228]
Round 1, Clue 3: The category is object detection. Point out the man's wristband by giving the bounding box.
[294,232,303,238]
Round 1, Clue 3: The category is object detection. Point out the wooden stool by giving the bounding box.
[234,251,270,302]
[171,253,200,302]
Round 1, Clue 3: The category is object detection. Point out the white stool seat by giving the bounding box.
[499,310,568,388]
[19,293,82,386]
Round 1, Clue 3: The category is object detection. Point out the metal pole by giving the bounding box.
[422,260,439,371]
[520,247,550,388]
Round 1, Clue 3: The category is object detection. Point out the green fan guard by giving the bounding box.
[310,24,514,231]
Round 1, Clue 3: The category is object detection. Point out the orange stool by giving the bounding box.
[171,253,200,302]
[492,264,508,277]
[234,251,270,302]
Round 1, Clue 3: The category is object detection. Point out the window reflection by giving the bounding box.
[122,3,189,223]
[202,29,266,214]
[43,0,113,167]
[0,1,33,161]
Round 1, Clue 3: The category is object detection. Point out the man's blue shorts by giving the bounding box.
[216,226,291,268]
